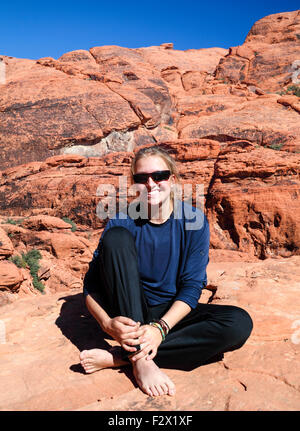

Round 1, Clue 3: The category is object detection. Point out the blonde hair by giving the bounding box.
[131,146,180,180]
[130,145,181,202]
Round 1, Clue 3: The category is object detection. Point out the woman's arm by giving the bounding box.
[132,213,210,361]
[160,300,191,330]
[85,293,110,330]
[131,300,191,362]
[85,293,145,353]
[175,215,210,309]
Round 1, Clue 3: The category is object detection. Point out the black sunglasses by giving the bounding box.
[133,170,171,184]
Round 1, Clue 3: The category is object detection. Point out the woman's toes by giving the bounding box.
[81,359,89,368]
[81,361,89,371]
[83,362,95,373]
[160,383,169,395]
[150,385,159,397]
[156,385,166,396]
[144,386,153,397]
[168,385,176,396]
[79,350,87,360]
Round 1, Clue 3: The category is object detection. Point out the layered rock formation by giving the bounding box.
[206,140,300,258]
[216,10,300,92]
[0,8,299,308]
[0,213,98,305]
[1,11,299,172]
[0,44,226,170]
[1,136,299,259]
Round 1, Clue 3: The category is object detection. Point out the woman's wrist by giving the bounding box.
[100,316,111,333]
[149,319,169,341]
[149,323,164,341]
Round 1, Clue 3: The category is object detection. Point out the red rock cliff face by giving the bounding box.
[205,141,300,258]
[0,44,226,170]
[215,10,300,92]
[0,10,300,262]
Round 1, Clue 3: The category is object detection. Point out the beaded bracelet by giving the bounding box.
[158,319,170,335]
[149,322,166,341]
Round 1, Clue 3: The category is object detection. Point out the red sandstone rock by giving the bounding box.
[206,140,300,258]
[21,215,72,231]
[245,11,300,45]
[0,42,230,171]
[178,95,300,152]
[277,94,300,114]
[41,258,83,293]
[175,93,250,124]
[155,139,220,161]
[0,141,220,229]
[17,269,38,297]
[137,45,227,74]
[1,11,299,175]
[0,56,140,170]
[0,254,299,411]
[0,227,14,259]
[0,260,23,291]
[0,10,299,412]
[215,10,300,92]
[0,215,97,305]
[1,135,300,258]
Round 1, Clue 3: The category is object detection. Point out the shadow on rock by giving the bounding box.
[55,292,112,355]
[54,293,137,386]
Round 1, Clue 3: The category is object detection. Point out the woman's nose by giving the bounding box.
[146,176,156,188]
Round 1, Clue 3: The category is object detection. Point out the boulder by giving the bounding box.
[21,215,72,231]
[178,95,300,152]
[0,227,14,259]
[215,10,300,92]
[0,260,24,291]
[0,54,141,170]
[206,141,300,258]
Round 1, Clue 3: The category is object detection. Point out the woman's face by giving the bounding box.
[134,155,175,208]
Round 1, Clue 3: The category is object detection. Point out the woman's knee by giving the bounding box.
[216,305,253,350]
[102,226,135,251]
[225,305,253,347]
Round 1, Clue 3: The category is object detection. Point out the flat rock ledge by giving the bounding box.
[0,253,299,411]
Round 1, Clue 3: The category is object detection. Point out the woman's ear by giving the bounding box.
[170,174,176,186]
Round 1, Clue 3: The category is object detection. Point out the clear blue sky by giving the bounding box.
[1,0,299,60]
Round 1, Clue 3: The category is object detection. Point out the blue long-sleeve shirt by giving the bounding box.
[84,201,210,309]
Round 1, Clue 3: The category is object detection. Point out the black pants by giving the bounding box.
[87,226,253,371]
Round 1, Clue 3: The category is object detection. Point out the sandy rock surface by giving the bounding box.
[0,251,299,411]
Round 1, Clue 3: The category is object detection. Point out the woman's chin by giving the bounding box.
[146,194,161,206]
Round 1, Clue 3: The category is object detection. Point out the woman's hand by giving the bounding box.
[130,324,163,361]
[104,316,145,353]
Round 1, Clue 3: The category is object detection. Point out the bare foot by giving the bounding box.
[79,347,127,374]
[131,357,176,397]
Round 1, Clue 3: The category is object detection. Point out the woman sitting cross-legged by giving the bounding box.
[80,146,253,397]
